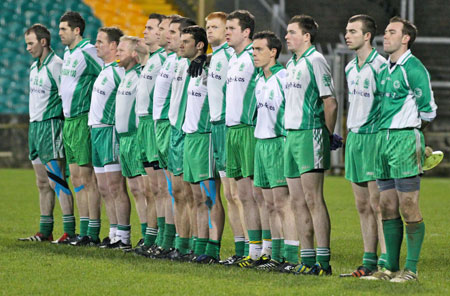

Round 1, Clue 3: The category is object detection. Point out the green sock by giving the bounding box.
[205,239,221,259]
[162,223,176,250]
[244,240,249,256]
[280,239,285,261]
[191,236,197,252]
[262,230,271,241]
[300,248,316,267]
[284,241,299,264]
[362,252,378,271]
[62,215,75,236]
[80,217,89,237]
[144,227,158,246]
[176,237,190,255]
[87,219,101,241]
[235,236,245,257]
[194,238,208,256]
[316,247,331,269]
[39,215,53,238]
[156,217,165,246]
[404,221,425,273]
[140,223,148,239]
[383,218,403,272]
[378,253,388,268]
[272,239,282,262]
[248,229,262,258]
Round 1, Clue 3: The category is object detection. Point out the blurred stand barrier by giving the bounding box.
[0,115,30,168]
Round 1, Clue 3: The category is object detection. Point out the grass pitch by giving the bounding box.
[0,169,449,295]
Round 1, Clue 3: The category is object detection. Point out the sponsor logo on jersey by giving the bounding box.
[93,86,106,96]
[285,82,302,89]
[352,89,371,98]
[227,76,245,83]
[257,101,275,111]
[117,89,132,96]
[142,73,153,80]
[190,90,202,97]
[414,88,423,98]
[322,74,331,87]
[208,71,222,80]
[61,68,77,77]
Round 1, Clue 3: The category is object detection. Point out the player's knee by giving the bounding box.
[36,177,51,192]
[394,176,421,193]
[355,197,371,215]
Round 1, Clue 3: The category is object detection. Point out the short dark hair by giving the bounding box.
[170,17,197,33]
[148,13,165,24]
[60,11,85,36]
[348,14,377,44]
[182,26,208,54]
[288,15,319,43]
[98,27,124,45]
[25,23,51,47]
[253,31,282,59]
[389,16,417,48]
[227,10,255,39]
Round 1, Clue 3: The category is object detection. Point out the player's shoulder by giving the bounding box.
[30,60,38,70]
[308,49,328,65]
[345,58,357,73]
[369,51,387,69]
[274,66,287,80]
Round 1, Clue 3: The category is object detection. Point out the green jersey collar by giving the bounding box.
[292,45,316,64]
[236,42,253,58]
[37,50,55,69]
[393,49,412,66]
[149,47,164,58]
[103,61,118,70]
[355,48,378,71]
[212,42,229,55]
[70,38,90,54]
[125,63,141,74]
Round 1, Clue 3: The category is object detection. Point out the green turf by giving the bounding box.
[0,169,448,295]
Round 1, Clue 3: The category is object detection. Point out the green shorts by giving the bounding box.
[183,133,215,183]
[345,132,377,183]
[118,131,146,178]
[63,113,91,165]
[138,115,159,164]
[225,124,256,178]
[91,126,120,168]
[211,121,227,173]
[28,118,65,164]
[168,126,185,176]
[284,128,330,178]
[155,119,171,169]
[375,129,425,179]
[254,137,287,188]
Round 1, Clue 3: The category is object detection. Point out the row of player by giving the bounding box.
[20,9,437,282]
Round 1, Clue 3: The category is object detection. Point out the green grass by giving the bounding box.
[0,169,449,295]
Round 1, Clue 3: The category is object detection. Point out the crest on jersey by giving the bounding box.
[165,62,171,70]
[126,80,132,88]
[72,60,78,68]
[296,70,302,80]
[174,63,179,73]
[393,80,400,89]
[149,64,155,71]
[101,77,108,85]
[414,88,423,98]
[65,58,71,66]
[216,61,222,71]
[195,77,201,86]
[364,78,370,89]
[322,74,331,87]
[269,90,274,100]
[239,63,245,71]
[39,78,43,87]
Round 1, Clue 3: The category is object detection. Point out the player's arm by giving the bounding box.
[322,95,337,135]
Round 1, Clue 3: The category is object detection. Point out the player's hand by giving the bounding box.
[187,54,207,77]
[330,133,343,150]
[425,146,433,157]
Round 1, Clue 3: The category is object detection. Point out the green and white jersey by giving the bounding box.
[377,50,437,129]
[225,43,258,126]
[153,51,176,120]
[285,46,335,130]
[115,64,141,135]
[345,49,386,133]
[60,39,103,118]
[136,47,167,116]
[208,42,234,122]
[254,63,287,139]
[182,68,210,134]
[168,56,190,130]
[88,61,124,126]
[28,51,63,122]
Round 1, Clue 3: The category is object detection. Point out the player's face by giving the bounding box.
[225,18,246,48]
[25,32,44,59]
[206,18,226,47]
[59,21,76,46]
[167,23,181,52]
[116,40,133,68]
[345,21,366,50]
[285,23,305,52]
[252,38,273,68]
[143,18,160,46]
[157,18,170,47]
[384,22,408,54]
[179,33,198,59]
[95,31,111,60]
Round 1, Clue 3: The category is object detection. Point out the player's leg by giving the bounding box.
[99,169,122,246]
[154,169,168,248]
[190,183,208,258]
[260,188,275,259]
[137,166,158,252]
[19,160,56,241]
[254,185,271,259]
[368,180,387,269]
[109,174,131,249]
[391,176,423,282]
